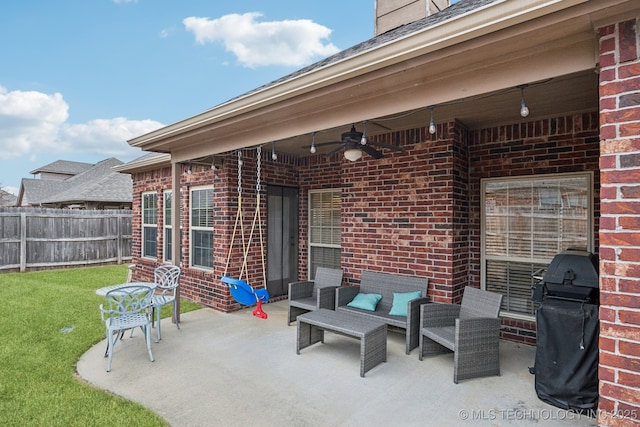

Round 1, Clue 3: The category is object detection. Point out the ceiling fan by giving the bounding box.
[317,124,406,161]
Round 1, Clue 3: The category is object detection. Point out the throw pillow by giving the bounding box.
[389,291,423,316]
[347,293,383,311]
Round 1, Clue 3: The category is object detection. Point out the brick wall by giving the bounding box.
[130,111,600,330]
[598,18,640,426]
[339,126,463,301]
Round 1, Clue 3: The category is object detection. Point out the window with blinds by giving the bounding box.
[142,191,157,259]
[308,189,341,278]
[190,186,214,269]
[164,190,182,262]
[482,173,592,317]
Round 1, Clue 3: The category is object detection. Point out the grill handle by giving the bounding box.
[562,269,576,285]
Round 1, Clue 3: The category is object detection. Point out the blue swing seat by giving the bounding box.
[221,276,270,306]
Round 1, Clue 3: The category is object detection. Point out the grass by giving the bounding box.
[0,265,201,427]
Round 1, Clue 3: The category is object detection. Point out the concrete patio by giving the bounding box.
[77,300,597,426]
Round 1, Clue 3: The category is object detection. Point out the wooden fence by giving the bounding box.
[0,207,132,272]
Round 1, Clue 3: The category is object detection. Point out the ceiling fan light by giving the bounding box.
[344,148,362,162]
[360,135,367,145]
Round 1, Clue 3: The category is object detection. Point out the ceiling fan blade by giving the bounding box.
[325,143,347,157]
[367,141,406,152]
[314,141,343,148]
[360,144,383,159]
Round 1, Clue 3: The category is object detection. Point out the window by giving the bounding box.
[142,191,158,258]
[190,186,214,269]
[482,173,593,318]
[308,190,341,278]
[164,190,182,262]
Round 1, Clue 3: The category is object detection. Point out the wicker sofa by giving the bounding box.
[336,270,429,354]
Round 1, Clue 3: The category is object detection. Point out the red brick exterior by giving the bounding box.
[130,112,600,336]
[598,18,640,426]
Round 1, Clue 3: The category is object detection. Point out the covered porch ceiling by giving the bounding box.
[126,0,637,165]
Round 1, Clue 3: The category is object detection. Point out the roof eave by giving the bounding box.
[128,0,589,152]
[112,153,172,174]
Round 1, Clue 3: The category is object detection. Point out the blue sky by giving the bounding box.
[0,0,374,194]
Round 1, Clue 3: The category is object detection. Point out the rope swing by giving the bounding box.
[221,147,269,319]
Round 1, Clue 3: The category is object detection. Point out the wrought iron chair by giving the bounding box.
[151,264,182,341]
[288,267,343,325]
[99,285,155,372]
[419,286,503,383]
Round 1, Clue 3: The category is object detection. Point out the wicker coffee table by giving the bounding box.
[296,309,387,377]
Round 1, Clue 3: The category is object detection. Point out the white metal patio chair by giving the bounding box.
[151,264,182,341]
[99,285,155,372]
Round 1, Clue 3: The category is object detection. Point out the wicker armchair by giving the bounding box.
[288,267,343,325]
[419,286,503,383]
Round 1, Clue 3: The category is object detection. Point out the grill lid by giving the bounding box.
[542,250,599,288]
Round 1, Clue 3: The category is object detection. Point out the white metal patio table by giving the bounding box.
[96,281,156,296]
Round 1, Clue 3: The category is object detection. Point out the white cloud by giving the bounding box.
[183,12,340,68]
[112,0,137,4]
[0,86,163,161]
[61,118,164,158]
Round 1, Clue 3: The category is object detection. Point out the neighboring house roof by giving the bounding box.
[29,159,93,176]
[19,178,69,206]
[41,158,132,204]
[18,158,132,206]
[0,189,18,207]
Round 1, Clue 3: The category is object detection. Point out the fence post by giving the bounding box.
[117,212,122,264]
[20,212,26,272]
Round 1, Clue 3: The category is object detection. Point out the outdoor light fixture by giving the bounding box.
[428,106,436,135]
[344,148,363,162]
[518,84,530,118]
[185,162,192,175]
[271,141,278,161]
[360,120,368,145]
[310,132,317,154]
[211,156,224,170]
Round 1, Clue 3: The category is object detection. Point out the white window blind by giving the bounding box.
[142,192,157,259]
[308,190,341,278]
[482,173,592,317]
[190,186,213,269]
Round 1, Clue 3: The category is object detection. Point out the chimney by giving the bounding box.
[375,0,450,35]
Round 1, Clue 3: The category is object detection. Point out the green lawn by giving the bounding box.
[0,265,201,427]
